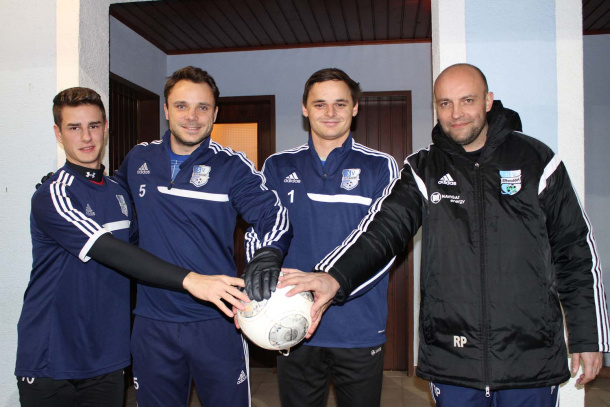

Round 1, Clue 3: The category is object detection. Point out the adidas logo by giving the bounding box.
[284,172,301,183]
[85,204,95,217]
[236,370,247,385]
[438,173,456,186]
[137,163,150,175]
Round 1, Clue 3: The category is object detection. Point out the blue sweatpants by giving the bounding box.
[131,316,250,407]
[430,382,559,407]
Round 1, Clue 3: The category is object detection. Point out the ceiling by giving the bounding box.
[110,0,609,55]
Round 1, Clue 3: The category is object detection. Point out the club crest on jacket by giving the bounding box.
[116,195,129,217]
[340,168,360,190]
[499,170,522,195]
[190,165,211,187]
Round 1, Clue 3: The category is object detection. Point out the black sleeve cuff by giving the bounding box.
[325,268,349,303]
[253,246,284,263]
[88,233,191,291]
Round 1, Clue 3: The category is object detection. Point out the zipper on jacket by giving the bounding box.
[321,172,328,192]
[474,162,491,396]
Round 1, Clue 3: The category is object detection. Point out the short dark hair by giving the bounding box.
[164,66,220,106]
[302,68,361,105]
[52,87,106,127]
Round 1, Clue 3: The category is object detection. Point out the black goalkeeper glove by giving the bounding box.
[243,247,283,302]
[36,172,55,190]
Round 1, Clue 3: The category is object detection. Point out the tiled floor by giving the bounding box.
[126,368,610,406]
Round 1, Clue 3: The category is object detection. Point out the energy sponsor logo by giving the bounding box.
[430,192,465,205]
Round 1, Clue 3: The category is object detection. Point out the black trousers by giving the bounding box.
[277,344,385,407]
[17,369,124,407]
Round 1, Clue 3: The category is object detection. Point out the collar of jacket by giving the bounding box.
[431,100,523,162]
[307,133,354,176]
[65,160,105,183]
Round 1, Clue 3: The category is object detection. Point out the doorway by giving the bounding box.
[108,73,160,174]
[214,95,279,367]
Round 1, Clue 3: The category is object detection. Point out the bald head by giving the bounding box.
[435,64,488,95]
[433,63,494,152]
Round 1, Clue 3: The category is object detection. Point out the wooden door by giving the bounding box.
[108,73,159,174]
[351,91,414,374]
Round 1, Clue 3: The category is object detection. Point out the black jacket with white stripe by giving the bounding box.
[315,101,610,391]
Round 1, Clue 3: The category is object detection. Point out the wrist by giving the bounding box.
[325,269,348,303]
[182,271,197,292]
[254,246,283,262]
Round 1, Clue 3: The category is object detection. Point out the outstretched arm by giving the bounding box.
[89,233,248,317]
[313,164,424,301]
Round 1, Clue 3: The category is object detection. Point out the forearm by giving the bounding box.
[88,233,190,291]
[316,170,423,302]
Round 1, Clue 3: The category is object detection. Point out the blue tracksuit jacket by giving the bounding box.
[114,132,291,322]
[248,135,398,347]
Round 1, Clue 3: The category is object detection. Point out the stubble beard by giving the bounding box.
[170,122,212,149]
[445,121,487,148]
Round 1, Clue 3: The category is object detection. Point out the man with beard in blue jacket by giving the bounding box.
[113,66,291,406]
[247,68,398,407]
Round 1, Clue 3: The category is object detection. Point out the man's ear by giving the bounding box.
[302,103,308,118]
[164,103,169,120]
[54,124,63,146]
[485,92,494,112]
[352,101,359,117]
[104,121,110,147]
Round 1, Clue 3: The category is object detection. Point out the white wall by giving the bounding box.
[584,33,610,366]
[168,44,434,153]
[0,1,58,404]
[110,16,168,134]
[465,0,559,152]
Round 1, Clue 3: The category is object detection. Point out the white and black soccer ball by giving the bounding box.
[237,284,313,351]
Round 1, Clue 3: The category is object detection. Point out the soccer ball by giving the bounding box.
[237,284,313,351]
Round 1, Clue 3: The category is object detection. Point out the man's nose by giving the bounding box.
[451,104,463,119]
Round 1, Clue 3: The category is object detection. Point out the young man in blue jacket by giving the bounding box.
[113,66,291,406]
[16,87,250,407]
[249,68,399,407]
[281,64,610,407]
